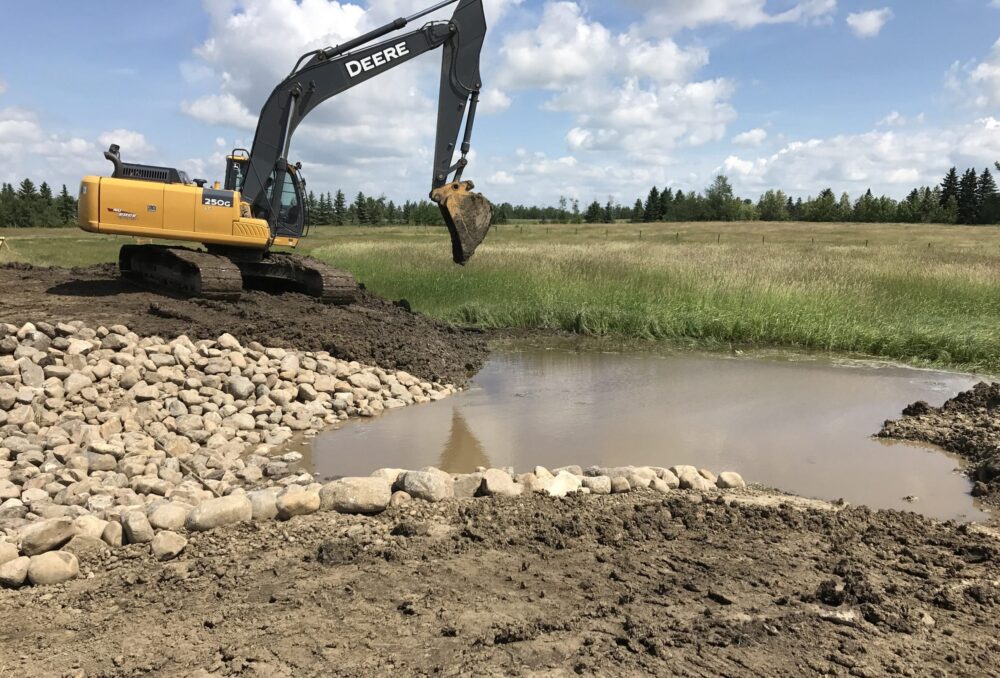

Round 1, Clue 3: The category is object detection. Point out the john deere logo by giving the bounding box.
[107,207,137,220]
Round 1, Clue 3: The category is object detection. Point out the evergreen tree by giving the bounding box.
[940,167,959,207]
[957,168,979,224]
[631,198,644,223]
[978,167,1000,224]
[57,185,76,225]
[603,198,615,224]
[333,190,347,226]
[643,187,661,222]
[659,188,673,222]
[584,200,603,224]
[353,191,367,225]
[837,192,852,221]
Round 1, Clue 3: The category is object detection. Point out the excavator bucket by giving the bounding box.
[431,180,494,265]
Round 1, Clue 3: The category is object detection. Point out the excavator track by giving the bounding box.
[234,252,359,305]
[119,245,244,301]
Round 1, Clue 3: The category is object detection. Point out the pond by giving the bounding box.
[304,348,989,522]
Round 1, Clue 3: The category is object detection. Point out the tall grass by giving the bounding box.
[4,223,1000,371]
[312,236,1000,372]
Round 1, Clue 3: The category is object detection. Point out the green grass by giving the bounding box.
[4,222,1000,372]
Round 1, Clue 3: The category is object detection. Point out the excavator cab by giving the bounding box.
[226,150,306,241]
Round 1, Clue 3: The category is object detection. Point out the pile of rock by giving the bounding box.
[0,462,746,588]
[0,321,458,583]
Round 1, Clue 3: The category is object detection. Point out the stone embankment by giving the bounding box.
[0,320,747,590]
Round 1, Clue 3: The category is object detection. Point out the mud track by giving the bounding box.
[0,263,487,385]
[881,382,1000,506]
[0,491,997,676]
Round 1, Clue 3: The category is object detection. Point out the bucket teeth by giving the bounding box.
[431,180,494,265]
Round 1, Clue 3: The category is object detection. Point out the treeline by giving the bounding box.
[493,163,1000,226]
[4,163,999,229]
[304,190,444,226]
[0,180,78,227]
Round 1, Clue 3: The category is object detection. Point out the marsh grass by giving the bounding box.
[4,223,1000,371]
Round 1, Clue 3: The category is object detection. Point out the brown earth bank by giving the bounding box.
[0,264,487,386]
[1,490,998,677]
[881,382,1000,506]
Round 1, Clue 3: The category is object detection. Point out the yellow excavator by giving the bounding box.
[77,0,493,304]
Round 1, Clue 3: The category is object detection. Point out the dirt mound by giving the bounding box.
[0,491,997,676]
[0,263,488,385]
[880,381,1000,504]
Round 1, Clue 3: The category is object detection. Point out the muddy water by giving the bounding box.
[306,349,989,522]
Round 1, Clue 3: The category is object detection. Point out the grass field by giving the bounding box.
[3,221,1000,372]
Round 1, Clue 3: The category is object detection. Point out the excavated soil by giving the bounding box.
[1,491,998,676]
[0,263,487,385]
[881,382,1000,506]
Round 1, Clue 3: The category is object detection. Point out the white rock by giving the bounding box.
[678,469,714,492]
[276,485,321,519]
[121,511,155,544]
[320,477,391,514]
[480,469,522,497]
[19,517,76,556]
[148,503,190,531]
[398,471,454,502]
[0,541,18,566]
[73,515,109,540]
[248,488,281,521]
[546,471,583,498]
[27,551,79,586]
[716,472,746,489]
[150,531,187,561]
[185,494,253,531]
[581,476,612,495]
[0,556,30,588]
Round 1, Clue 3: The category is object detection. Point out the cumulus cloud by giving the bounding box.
[624,0,837,32]
[97,129,155,157]
[732,128,767,146]
[181,93,257,130]
[0,107,103,187]
[719,117,1000,197]
[846,8,893,38]
[964,37,1000,109]
[497,2,733,161]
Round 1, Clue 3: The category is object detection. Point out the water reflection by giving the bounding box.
[439,409,490,472]
[309,349,990,522]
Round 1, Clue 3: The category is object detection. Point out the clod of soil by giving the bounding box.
[1,492,997,676]
[881,381,1000,505]
[0,263,487,385]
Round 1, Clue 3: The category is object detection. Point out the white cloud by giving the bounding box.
[478,88,511,114]
[719,117,1000,197]
[498,2,733,161]
[846,8,893,38]
[0,107,102,187]
[181,93,257,130]
[97,129,155,158]
[966,37,1000,109]
[732,128,767,146]
[624,0,837,32]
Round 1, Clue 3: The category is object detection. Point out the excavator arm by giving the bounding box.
[240,0,493,263]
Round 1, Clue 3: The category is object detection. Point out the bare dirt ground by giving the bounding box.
[1,490,998,677]
[881,382,1000,507]
[0,263,488,386]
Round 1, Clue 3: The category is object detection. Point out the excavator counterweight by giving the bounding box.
[77,0,494,302]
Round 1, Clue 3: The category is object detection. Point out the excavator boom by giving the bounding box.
[240,0,493,263]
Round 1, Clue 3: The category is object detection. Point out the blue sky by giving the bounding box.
[0,0,998,205]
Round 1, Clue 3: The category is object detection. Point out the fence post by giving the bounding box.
[717,233,720,244]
